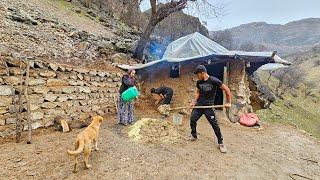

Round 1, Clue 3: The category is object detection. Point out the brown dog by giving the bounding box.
[67,116,103,173]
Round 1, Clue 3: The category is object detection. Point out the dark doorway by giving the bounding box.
[169,63,180,78]
[205,62,225,105]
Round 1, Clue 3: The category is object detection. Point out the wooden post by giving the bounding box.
[223,62,229,117]
[16,61,24,142]
[4,61,21,143]
[222,64,227,113]
[24,61,32,144]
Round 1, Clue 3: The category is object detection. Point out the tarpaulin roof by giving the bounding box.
[118,32,290,70]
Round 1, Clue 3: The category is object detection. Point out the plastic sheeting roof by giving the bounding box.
[118,32,290,70]
[163,32,228,61]
[257,63,289,71]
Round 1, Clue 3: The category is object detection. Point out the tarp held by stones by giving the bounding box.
[118,32,290,70]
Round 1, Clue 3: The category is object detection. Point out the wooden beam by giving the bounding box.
[24,61,32,144]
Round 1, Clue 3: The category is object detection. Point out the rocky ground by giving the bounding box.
[0,112,319,179]
[0,0,140,66]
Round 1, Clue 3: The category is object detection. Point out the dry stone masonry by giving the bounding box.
[0,60,122,137]
[228,61,253,122]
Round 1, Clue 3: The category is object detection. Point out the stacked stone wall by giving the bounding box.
[0,60,122,137]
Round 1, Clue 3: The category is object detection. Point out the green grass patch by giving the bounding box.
[256,71,320,139]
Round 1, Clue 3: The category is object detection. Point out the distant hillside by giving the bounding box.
[254,45,320,138]
[210,18,320,55]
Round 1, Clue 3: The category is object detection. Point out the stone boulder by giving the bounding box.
[78,86,91,93]
[0,118,5,126]
[44,94,58,102]
[49,63,59,71]
[45,109,66,117]
[111,53,129,63]
[50,86,63,94]
[32,86,50,94]
[8,8,38,25]
[5,117,16,125]
[62,86,76,94]
[73,67,89,74]
[57,95,69,102]
[47,79,69,86]
[29,95,44,104]
[5,58,24,67]
[23,104,40,111]
[115,41,132,53]
[41,102,58,109]
[0,86,13,96]
[39,70,56,78]
[0,108,8,115]
[28,78,46,86]
[9,68,23,75]
[31,111,44,120]
[89,70,97,76]
[97,71,106,77]
[23,122,43,131]
[3,76,20,86]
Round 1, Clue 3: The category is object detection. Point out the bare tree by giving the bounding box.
[273,67,306,97]
[133,0,223,61]
[303,81,317,97]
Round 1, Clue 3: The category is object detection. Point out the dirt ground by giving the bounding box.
[1,72,320,180]
[0,111,319,180]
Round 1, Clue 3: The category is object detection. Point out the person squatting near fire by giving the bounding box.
[151,86,174,117]
[189,65,232,153]
[118,69,136,126]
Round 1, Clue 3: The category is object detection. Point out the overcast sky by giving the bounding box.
[140,0,320,31]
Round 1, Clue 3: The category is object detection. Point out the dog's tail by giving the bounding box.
[67,140,84,156]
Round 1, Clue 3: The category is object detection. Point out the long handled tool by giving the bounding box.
[158,104,228,116]
[169,105,227,111]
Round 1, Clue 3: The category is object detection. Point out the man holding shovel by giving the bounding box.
[189,65,232,153]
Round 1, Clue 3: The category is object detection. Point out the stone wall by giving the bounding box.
[0,60,122,137]
[228,61,253,122]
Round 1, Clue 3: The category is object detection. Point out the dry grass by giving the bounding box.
[255,53,320,139]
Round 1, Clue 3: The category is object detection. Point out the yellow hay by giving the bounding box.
[128,118,181,144]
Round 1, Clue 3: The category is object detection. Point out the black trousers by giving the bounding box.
[190,108,223,144]
[163,91,173,104]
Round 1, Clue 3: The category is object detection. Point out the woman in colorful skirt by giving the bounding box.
[118,69,136,126]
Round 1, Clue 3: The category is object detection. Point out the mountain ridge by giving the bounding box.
[210,18,320,55]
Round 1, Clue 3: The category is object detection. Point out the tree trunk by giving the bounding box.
[133,20,157,61]
[132,0,188,61]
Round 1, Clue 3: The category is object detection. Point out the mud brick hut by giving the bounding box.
[119,32,290,122]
